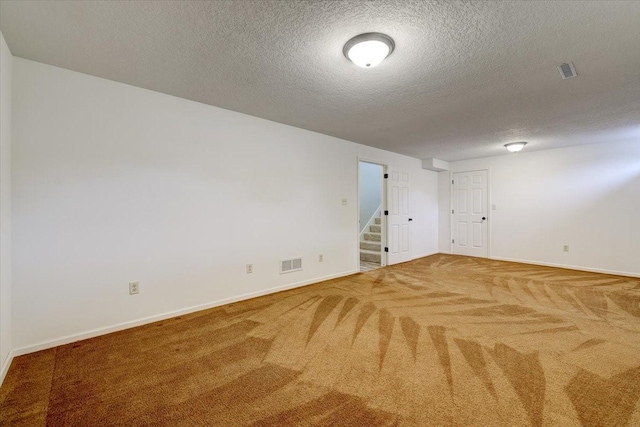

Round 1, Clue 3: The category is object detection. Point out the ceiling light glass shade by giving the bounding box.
[504,142,528,152]
[344,33,395,68]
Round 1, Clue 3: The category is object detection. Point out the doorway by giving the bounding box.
[358,161,385,272]
[451,170,489,257]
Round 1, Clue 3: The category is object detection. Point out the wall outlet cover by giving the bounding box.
[129,281,139,295]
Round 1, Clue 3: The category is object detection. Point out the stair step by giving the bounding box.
[360,250,381,263]
[360,241,381,251]
[363,232,381,242]
[369,225,381,233]
[374,217,381,225]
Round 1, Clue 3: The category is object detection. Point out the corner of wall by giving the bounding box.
[0,31,14,384]
[437,170,451,253]
[0,349,14,386]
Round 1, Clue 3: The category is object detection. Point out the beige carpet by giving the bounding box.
[1,254,639,426]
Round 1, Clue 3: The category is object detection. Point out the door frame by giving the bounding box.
[357,157,388,271]
[450,168,491,258]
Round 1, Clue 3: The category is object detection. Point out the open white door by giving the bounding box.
[386,167,411,265]
[452,170,488,257]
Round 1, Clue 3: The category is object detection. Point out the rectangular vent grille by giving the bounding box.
[280,257,302,274]
[558,62,577,79]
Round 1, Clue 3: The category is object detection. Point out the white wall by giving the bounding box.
[439,140,640,276]
[438,169,451,252]
[0,32,13,378]
[0,32,13,380]
[358,162,382,233]
[411,167,439,259]
[11,58,439,353]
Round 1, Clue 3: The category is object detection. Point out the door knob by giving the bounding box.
[482,217,486,221]
[408,218,413,221]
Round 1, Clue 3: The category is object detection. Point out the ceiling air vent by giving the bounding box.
[558,62,577,79]
[280,257,302,274]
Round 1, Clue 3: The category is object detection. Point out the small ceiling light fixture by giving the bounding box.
[504,142,528,153]
[343,33,395,68]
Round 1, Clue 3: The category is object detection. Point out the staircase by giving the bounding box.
[360,217,382,264]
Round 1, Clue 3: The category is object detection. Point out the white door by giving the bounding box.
[452,170,488,257]
[387,167,411,264]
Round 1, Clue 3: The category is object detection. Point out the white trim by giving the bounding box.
[12,269,358,357]
[438,250,452,254]
[0,350,14,386]
[440,252,638,277]
[412,251,440,260]
[381,164,388,267]
[487,168,492,258]
[447,170,453,254]
[9,254,634,373]
[449,172,455,254]
[489,256,640,278]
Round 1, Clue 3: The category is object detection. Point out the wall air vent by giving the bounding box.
[280,257,302,274]
[558,62,577,79]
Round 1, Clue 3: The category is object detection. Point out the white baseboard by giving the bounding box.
[11,255,636,361]
[437,250,451,254]
[489,256,639,278]
[412,251,440,260]
[0,350,14,386]
[13,269,358,357]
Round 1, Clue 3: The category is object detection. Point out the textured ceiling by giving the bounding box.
[1,1,639,161]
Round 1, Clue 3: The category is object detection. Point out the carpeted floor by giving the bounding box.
[1,254,640,426]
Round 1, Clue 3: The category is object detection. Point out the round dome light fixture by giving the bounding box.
[504,142,528,153]
[343,33,395,68]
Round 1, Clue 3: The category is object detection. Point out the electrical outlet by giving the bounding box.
[129,281,139,295]
[563,245,569,252]
[342,198,348,206]
[246,264,253,274]
[319,254,323,262]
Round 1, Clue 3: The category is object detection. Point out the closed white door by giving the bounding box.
[387,167,411,264]
[452,170,488,257]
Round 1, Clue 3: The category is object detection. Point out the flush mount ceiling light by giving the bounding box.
[343,33,395,68]
[504,142,528,153]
